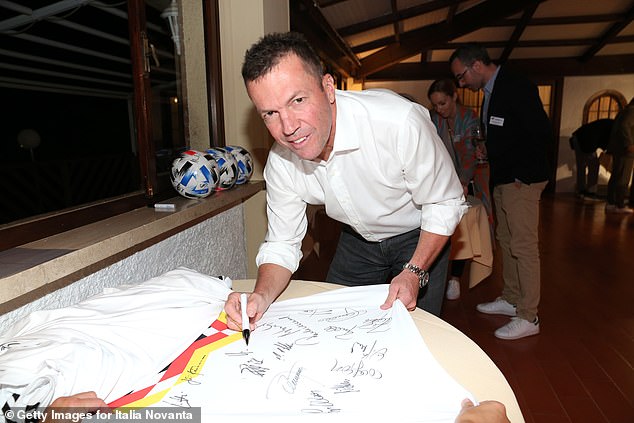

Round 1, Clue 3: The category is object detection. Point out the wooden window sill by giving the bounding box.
[0,181,265,314]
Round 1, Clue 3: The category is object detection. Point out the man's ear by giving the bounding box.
[322,74,336,103]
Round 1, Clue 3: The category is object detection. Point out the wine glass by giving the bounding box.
[471,126,487,165]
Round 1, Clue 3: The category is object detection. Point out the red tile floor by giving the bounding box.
[441,195,634,423]
[295,194,634,422]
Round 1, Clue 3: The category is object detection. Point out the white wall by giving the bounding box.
[557,74,634,192]
[364,80,434,108]
[366,75,634,193]
[219,0,288,180]
[219,0,289,277]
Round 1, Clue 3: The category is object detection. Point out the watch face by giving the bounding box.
[420,272,430,288]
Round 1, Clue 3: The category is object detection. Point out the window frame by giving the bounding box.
[456,87,484,117]
[583,90,626,124]
[0,0,224,252]
[204,0,225,147]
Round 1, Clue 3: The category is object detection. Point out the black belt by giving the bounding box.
[342,225,419,243]
[342,224,377,243]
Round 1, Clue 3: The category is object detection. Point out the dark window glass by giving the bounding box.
[0,0,195,250]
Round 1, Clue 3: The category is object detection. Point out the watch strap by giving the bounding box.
[403,262,429,289]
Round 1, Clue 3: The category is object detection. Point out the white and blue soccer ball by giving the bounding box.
[206,147,239,190]
[223,145,253,184]
[170,150,219,198]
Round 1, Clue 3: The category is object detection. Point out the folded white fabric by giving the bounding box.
[0,267,232,411]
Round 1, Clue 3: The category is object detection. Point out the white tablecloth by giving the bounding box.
[449,197,494,288]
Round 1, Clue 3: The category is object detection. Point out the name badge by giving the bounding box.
[490,116,504,126]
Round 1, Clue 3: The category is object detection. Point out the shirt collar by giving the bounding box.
[332,90,361,152]
[298,90,361,166]
[484,65,500,96]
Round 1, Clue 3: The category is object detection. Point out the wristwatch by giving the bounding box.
[403,263,430,289]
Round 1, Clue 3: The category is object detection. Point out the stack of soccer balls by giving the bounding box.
[170,146,253,199]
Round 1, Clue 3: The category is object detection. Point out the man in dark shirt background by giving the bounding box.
[570,119,614,199]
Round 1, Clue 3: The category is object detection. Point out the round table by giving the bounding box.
[233,279,524,423]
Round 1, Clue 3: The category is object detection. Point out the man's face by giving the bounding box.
[246,53,336,162]
[451,58,481,91]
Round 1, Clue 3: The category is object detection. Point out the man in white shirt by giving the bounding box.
[225,32,467,329]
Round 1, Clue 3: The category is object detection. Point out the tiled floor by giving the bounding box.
[441,195,634,423]
[295,194,634,422]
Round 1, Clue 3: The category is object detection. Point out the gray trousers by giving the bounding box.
[326,226,450,316]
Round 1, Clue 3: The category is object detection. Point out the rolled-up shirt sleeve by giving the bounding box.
[400,104,468,236]
[420,197,467,236]
[255,152,307,273]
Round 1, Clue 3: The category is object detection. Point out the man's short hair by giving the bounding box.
[449,43,492,67]
[241,32,324,84]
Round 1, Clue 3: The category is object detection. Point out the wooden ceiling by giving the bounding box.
[2,1,632,94]
[290,0,634,81]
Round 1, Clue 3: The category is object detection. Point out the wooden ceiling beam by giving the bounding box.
[338,8,621,40]
[499,3,539,63]
[352,34,634,54]
[491,13,622,27]
[366,54,634,81]
[391,0,400,44]
[290,0,360,78]
[446,2,459,25]
[337,0,461,37]
[579,2,634,62]
[336,9,625,58]
[358,0,545,78]
[330,1,622,39]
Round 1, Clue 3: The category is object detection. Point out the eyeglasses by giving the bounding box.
[455,66,471,81]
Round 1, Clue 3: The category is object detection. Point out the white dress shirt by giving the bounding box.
[257,89,467,273]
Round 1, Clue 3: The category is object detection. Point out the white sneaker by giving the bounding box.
[494,317,540,340]
[445,279,460,300]
[476,297,516,316]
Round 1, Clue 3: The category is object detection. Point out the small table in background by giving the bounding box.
[450,196,494,288]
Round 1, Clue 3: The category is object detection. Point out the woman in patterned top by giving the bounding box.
[428,78,493,301]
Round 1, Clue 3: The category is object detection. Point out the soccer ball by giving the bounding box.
[170,150,219,198]
[223,145,253,184]
[205,147,238,190]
